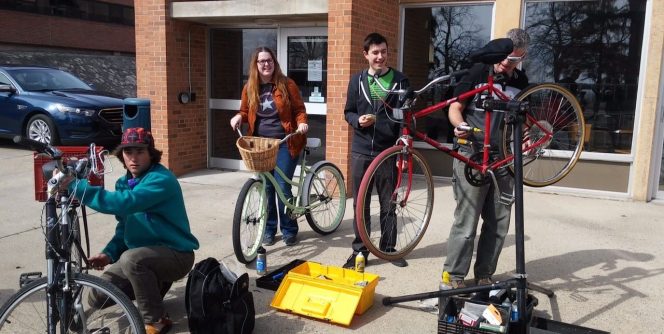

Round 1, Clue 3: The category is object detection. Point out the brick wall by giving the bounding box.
[0,9,134,53]
[135,0,207,175]
[327,0,400,196]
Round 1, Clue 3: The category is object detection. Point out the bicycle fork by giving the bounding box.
[392,146,414,206]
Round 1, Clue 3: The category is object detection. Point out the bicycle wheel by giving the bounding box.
[232,178,267,264]
[502,83,585,187]
[68,208,84,274]
[0,274,144,333]
[302,161,347,235]
[355,146,434,260]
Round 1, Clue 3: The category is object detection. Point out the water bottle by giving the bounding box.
[440,271,451,290]
[354,253,365,273]
[440,271,455,322]
[510,300,519,322]
[256,247,267,275]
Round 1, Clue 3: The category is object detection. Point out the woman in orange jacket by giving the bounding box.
[230,46,308,246]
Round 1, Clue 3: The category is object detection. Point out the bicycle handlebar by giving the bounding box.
[13,136,102,195]
[371,69,469,98]
[236,129,302,144]
[13,136,62,160]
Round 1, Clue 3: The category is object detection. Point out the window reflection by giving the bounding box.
[403,5,493,143]
[524,0,646,154]
[287,36,327,103]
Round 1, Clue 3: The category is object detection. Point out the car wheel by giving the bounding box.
[26,114,59,145]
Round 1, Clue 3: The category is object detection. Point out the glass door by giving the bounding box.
[279,27,328,164]
[208,27,328,170]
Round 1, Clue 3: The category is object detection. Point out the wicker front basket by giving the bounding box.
[236,136,280,172]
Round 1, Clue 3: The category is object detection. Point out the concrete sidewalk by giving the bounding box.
[0,140,662,333]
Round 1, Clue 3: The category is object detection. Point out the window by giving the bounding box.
[0,0,134,25]
[210,29,277,99]
[524,0,646,154]
[287,36,327,104]
[402,4,493,143]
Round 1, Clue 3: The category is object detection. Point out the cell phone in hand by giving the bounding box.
[365,114,376,121]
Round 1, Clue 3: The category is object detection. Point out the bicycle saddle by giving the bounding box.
[470,38,514,65]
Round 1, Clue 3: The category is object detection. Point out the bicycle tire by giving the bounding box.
[0,274,145,333]
[302,161,347,235]
[502,83,585,187]
[232,178,267,264]
[68,208,84,274]
[355,146,434,260]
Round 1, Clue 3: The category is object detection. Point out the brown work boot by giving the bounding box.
[475,277,493,286]
[145,317,173,334]
[441,279,469,297]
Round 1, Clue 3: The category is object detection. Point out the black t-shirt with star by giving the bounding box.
[255,83,286,139]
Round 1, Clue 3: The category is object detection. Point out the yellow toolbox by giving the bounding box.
[270,261,379,326]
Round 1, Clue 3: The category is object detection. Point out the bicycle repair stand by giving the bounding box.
[382,99,554,334]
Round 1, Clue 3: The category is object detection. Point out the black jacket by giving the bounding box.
[344,68,410,156]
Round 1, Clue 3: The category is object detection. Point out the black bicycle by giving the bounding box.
[0,137,145,333]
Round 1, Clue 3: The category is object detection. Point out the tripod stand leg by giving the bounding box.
[527,282,554,298]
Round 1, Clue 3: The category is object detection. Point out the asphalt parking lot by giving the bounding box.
[1,138,663,333]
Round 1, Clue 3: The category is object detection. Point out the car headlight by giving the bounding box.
[54,103,96,116]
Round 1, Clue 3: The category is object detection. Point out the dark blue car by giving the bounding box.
[0,66,123,146]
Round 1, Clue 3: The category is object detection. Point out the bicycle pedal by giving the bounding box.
[19,272,42,287]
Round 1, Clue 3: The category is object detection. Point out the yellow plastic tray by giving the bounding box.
[270,261,379,326]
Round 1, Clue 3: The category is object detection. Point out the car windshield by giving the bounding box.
[7,68,92,92]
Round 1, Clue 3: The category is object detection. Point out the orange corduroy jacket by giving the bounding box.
[238,78,307,157]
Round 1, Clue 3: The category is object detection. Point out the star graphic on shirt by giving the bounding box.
[261,98,273,112]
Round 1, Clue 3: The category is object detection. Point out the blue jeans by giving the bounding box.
[264,143,299,238]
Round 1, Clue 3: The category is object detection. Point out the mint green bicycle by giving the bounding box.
[232,132,347,263]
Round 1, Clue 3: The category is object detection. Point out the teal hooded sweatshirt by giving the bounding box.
[69,163,199,262]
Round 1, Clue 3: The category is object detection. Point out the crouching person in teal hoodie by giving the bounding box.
[62,127,199,334]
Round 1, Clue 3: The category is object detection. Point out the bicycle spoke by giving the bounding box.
[504,83,584,187]
[233,179,266,263]
[356,147,433,260]
[304,163,346,235]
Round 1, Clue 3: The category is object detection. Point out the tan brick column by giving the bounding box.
[327,0,399,196]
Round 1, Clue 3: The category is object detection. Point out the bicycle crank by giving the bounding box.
[464,152,491,187]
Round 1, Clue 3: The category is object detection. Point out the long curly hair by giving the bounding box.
[246,47,290,112]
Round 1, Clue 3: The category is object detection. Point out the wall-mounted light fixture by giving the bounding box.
[179,30,196,104]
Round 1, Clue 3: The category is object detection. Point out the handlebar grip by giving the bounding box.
[74,158,90,179]
[13,136,61,158]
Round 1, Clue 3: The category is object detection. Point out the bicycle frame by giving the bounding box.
[392,70,554,203]
[254,145,316,218]
[43,192,83,333]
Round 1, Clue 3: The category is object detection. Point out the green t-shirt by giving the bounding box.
[369,70,394,101]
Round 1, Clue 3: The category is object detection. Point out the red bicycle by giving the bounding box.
[356,39,585,260]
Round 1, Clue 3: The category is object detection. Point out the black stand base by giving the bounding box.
[382,98,553,334]
[528,282,554,298]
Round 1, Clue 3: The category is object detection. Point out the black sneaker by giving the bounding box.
[284,235,298,246]
[262,234,276,246]
[342,253,369,269]
[390,258,408,267]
